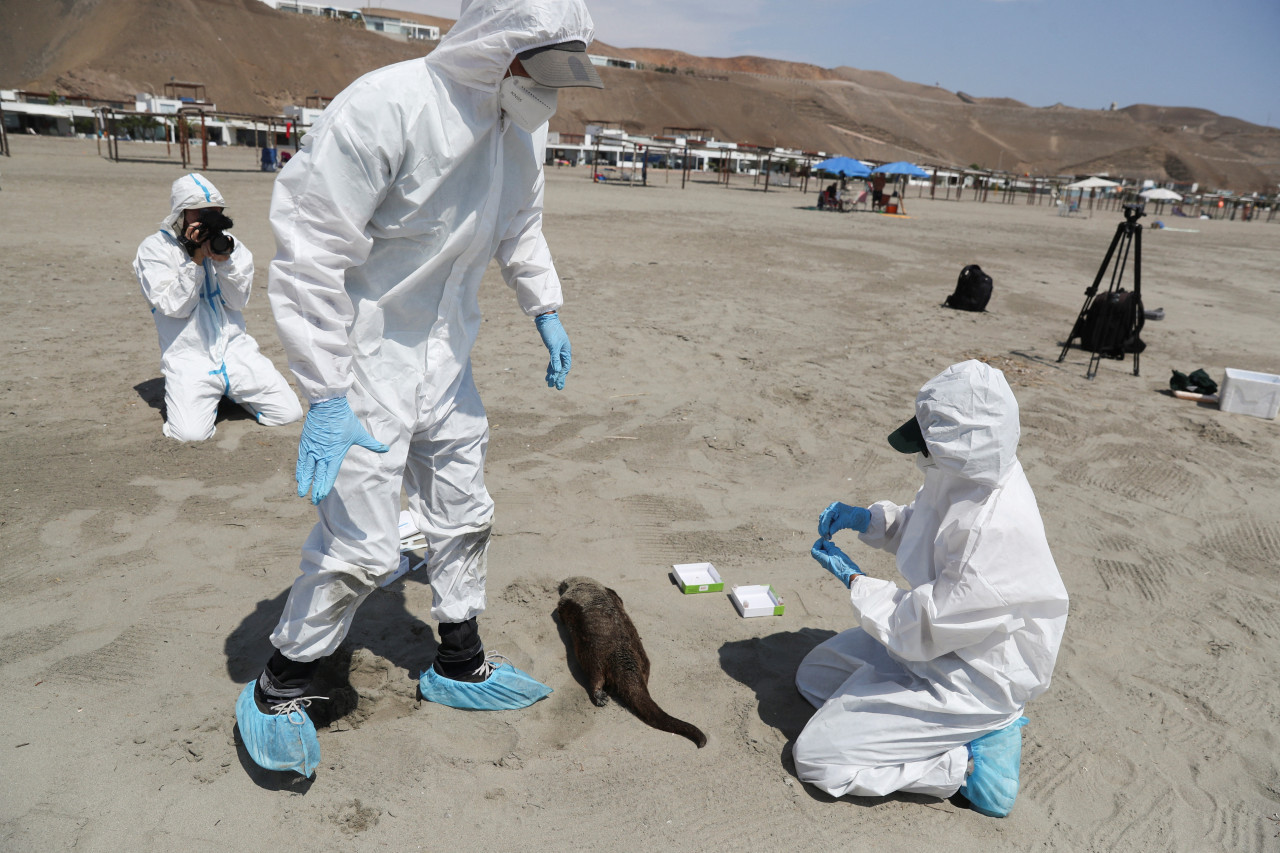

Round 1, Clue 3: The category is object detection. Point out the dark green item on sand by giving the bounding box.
[1170,368,1218,395]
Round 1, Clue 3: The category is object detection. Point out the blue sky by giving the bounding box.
[387,0,1280,127]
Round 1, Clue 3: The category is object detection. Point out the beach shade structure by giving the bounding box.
[812,156,871,177]
[872,161,930,178]
[1139,186,1182,215]
[871,161,930,214]
[1064,176,1121,217]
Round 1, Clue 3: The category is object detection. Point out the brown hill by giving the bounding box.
[3,0,1278,191]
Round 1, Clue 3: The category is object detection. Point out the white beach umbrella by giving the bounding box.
[1139,187,1182,201]
[1064,176,1121,190]
[1063,176,1121,217]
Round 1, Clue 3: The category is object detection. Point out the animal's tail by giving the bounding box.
[617,678,708,748]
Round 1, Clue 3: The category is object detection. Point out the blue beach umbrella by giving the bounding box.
[812,156,871,177]
[872,161,930,177]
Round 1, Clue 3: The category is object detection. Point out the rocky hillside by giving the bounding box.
[3,0,1277,191]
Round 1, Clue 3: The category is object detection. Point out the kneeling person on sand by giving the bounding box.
[133,173,302,441]
[797,360,1069,817]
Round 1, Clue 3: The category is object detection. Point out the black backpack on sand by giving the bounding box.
[1071,288,1146,357]
[944,264,993,312]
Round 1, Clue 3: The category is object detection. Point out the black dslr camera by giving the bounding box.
[1122,202,1146,223]
[182,209,236,256]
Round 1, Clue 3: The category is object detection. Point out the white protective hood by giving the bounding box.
[162,173,225,236]
[916,360,1020,487]
[852,360,1069,712]
[427,0,595,92]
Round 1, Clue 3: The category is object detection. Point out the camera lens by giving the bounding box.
[209,233,234,255]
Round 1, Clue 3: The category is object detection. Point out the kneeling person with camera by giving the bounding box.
[134,173,301,441]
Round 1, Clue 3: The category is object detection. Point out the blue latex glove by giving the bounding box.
[818,501,872,540]
[811,538,865,587]
[535,312,572,390]
[296,396,389,505]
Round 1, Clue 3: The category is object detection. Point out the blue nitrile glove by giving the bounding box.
[296,396,389,505]
[818,501,872,540]
[535,312,572,390]
[811,538,865,587]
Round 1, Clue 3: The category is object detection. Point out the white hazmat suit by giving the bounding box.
[133,173,302,441]
[265,0,593,661]
[794,360,1069,799]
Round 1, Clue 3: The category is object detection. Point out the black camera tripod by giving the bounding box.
[1058,203,1145,378]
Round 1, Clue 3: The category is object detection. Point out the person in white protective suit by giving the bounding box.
[133,173,302,441]
[234,0,605,777]
[797,360,1069,817]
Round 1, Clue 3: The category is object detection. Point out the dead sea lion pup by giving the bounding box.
[556,576,707,748]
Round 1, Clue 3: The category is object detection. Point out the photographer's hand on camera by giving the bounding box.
[184,222,231,264]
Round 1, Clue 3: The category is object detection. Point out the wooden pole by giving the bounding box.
[0,101,9,157]
[763,153,772,192]
[200,112,209,171]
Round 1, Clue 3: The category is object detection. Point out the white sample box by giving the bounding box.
[1219,368,1280,420]
[730,584,785,617]
[673,562,724,594]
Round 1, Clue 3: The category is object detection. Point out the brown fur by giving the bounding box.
[556,576,707,748]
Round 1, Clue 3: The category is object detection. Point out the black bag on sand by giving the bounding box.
[944,264,993,312]
[1072,288,1146,357]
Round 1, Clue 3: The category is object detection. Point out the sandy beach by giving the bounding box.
[2,136,1278,852]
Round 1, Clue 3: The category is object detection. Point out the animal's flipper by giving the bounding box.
[614,675,708,749]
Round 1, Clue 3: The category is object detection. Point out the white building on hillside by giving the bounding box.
[258,1,439,40]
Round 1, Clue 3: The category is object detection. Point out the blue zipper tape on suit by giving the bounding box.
[190,174,214,202]
[209,362,230,395]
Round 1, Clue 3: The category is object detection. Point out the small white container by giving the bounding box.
[672,562,723,594]
[1219,368,1280,420]
[730,584,785,618]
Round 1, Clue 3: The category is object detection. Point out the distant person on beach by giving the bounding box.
[133,173,301,442]
[872,172,886,209]
[798,360,1069,817]
[235,0,604,777]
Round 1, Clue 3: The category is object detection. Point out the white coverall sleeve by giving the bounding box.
[210,238,254,312]
[134,239,205,319]
[268,121,395,402]
[858,499,914,554]
[848,527,1024,663]
[495,170,563,316]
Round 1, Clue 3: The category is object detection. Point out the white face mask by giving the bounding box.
[499,75,558,133]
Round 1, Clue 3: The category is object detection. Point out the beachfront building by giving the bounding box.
[258,2,440,41]
[589,54,637,70]
[360,10,440,41]
[2,88,112,137]
[542,125,819,186]
[0,89,224,140]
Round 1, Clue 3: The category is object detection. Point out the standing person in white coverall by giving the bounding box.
[133,174,302,441]
[798,360,1069,817]
[235,0,605,777]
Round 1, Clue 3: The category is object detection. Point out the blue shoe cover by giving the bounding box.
[418,661,552,710]
[959,716,1028,817]
[234,682,322,777]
